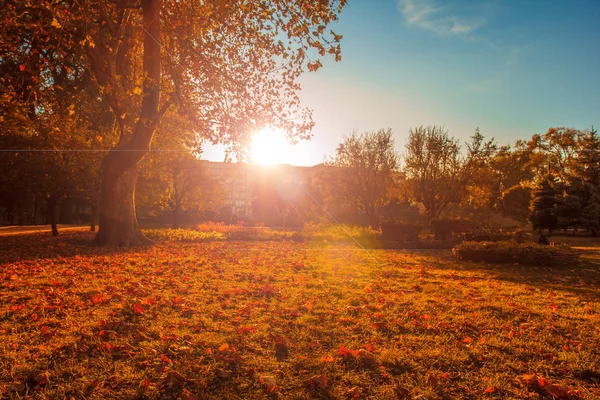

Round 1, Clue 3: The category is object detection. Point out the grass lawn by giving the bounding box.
[0,231,599,399]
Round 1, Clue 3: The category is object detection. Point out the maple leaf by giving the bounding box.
[274,335,290,360]
[132,303,144,314]
[523,374,581,400]
[307,374,329,389]
[259,375,278,392]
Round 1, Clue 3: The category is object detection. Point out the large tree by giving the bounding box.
[1,0,346,245]
[328,129,400,228]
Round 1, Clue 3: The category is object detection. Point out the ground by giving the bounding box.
[0,230,599,399]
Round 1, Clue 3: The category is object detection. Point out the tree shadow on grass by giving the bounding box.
[0,231,149,265]
[415,248,600,302]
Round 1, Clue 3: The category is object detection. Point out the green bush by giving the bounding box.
[452,241,579,266]
[380,222,424,241]
[431,218,472,240]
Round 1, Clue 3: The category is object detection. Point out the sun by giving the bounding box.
[251,127,294,165]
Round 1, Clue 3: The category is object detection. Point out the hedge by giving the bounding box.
[452,241,579,266]
[380,222,424,241]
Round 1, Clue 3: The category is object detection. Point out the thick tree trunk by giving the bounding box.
[48,196,59,237]
[95,164,151,245]
[90,203,98,232]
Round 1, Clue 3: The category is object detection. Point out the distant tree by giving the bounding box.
[500,185,533,223]
[529,127,584,180]
[567,127,600,234]
[137,143,223,228]
[328,129,400,228]
[404,126,496,220]
[530,174,562,233]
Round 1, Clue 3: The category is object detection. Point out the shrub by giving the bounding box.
[452,241,579,266]
[380,222,424,241]
[431,218,472,240]
[462,228,532,243]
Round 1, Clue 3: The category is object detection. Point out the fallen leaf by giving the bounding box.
[307,373,329,389]
[260,375,277,392]
[179,388,198,400]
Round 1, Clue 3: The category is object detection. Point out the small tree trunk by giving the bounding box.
[90,203,98,232]
[48,196,59,237]
[173,203,180,229]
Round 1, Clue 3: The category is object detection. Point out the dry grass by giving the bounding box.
[0,230,598,399]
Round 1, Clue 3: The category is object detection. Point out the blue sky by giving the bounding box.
[203,0,600,166]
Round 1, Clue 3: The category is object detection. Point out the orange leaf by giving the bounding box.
[218,343,229,352]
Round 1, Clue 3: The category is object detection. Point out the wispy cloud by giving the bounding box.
[397,0,487,38]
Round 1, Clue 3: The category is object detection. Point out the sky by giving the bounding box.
[203,0,600,166]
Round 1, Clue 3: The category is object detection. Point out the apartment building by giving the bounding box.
[197,160,328,219]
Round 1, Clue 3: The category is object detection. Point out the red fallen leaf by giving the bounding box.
[259,375,278,392]
[41,326,54,339]
[19,65,25,72]
[215,368,231,379]
[98,330,117,339]
[160,354,173,364]
[164,371,191,385]
[346,386,361,398]
[523,374,581,400]
[307,373,329,389]
[179,389,198,400]
[91,294,105,304]
[440,372,451,380]
[273,335,290,359]
[339,345,359,359]
[261,283,278,296]
[236,325,256,335]
[29,370,49,385]
[10,382,25,392]
[144,297,157,305]
[484,386,494,393]
[133,303,144,314]
[140,378,150,388]
[462,337,473,344]
[150,363,166,373]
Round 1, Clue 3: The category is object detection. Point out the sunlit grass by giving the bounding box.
[0,231,598,399]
